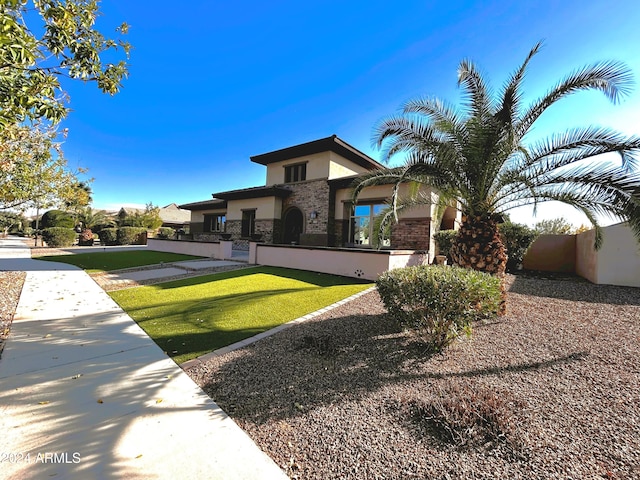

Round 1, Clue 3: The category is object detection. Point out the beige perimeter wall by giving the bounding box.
[576,223,640,288]
[524,223,639,287]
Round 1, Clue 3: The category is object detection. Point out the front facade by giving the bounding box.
[181,135,457,253]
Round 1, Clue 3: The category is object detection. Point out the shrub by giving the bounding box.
[376,265,501,352]
[116,226,147,245]
[498,222,538,272]
[433,229,456,258]
[398,383,525,455]
[98,228,118,246]
[78,228,94,246]
[156,227,175,239]
[40,210,74,228]
[41,227,76,247]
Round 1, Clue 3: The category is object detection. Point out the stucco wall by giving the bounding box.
[251,244,427,281]
[189,208,226,225]
[575,229,598,283]
[265,152,331,185]
[588,223,640,287]
[523,223,639,287]
[522,234,576,272]
[328,151,370,179]
[148,238,232,259]
[226,197,282,221]
[333,184,433,220]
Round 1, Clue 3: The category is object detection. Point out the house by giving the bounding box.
[180,135,458,254]
[117,203,191,230]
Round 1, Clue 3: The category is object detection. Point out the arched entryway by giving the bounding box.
[283,207,303,244]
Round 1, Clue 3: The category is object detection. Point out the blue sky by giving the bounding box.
[59,0,640,227]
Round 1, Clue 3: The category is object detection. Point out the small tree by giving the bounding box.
[0,124,91,215]
[0,211,25,236]
[118,203,163,229]
[534,217,575,235]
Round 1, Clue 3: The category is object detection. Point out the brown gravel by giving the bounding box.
[0,271,26,357]
[186,274,640,479]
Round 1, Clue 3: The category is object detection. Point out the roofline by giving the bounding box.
[210,185,292,201]
[179,199,227,211]
[249,135,384,171]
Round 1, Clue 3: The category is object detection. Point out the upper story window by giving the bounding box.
[284,162,307,183]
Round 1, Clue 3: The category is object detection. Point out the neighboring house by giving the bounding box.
[180,135,458,252]
[117,204,191,230]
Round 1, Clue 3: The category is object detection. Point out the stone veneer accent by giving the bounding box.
[280,179,332,246]
[390,218,431,250]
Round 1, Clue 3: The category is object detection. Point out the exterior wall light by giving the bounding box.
[309,210,318,220]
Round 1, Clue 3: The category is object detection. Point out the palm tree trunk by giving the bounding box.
[450,214,507,315]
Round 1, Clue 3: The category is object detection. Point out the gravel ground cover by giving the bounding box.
[186,274,640,479]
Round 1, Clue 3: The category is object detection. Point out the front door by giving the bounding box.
[283,208,303,244]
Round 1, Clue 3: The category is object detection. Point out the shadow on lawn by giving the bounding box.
[197,308,588,426]
[151,265,370,290]
[508,274,640,306]
[120,286,359,362]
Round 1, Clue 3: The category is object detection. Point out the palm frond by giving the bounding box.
[516,60,634,139]
[457,58,494,120]
[496,41,542,128]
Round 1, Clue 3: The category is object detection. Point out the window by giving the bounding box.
[284,163,306,183]
[204,214,226,232]
[241,210,256,237]
[348,203,390,247]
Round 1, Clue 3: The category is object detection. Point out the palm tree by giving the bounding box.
[354,42,640,312]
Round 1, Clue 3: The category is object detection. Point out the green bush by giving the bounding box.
[78,228,94,246]
[156,227,175,239]
[433,229,456,258]
[42,227,76,247]
[498,222,538,271]
[376,265,501,352]
[116,227,147,245]
[98,228,118,246]
[40,210,74,228]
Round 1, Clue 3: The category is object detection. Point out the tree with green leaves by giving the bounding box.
[0,123,88,211]
[534,217,575,235]
[354,42,640,311]
[0,209,25,236]
[0,0,130,127]
[118,203,163,230]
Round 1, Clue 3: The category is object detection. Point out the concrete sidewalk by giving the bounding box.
[0,237,287,479]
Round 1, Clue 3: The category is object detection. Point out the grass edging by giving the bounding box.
[180,285,376,370]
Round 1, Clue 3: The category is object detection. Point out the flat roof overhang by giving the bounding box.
[250,135,384,171]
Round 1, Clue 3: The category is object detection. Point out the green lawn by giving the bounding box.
[34,250,205,273]
[109,266,372,364]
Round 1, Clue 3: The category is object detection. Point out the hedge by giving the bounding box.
[42,227,76,247]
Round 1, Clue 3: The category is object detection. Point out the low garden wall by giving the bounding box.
[147,238,233,259]
[250,243,429,281]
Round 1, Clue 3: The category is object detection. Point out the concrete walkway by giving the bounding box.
[0,237,288,479]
